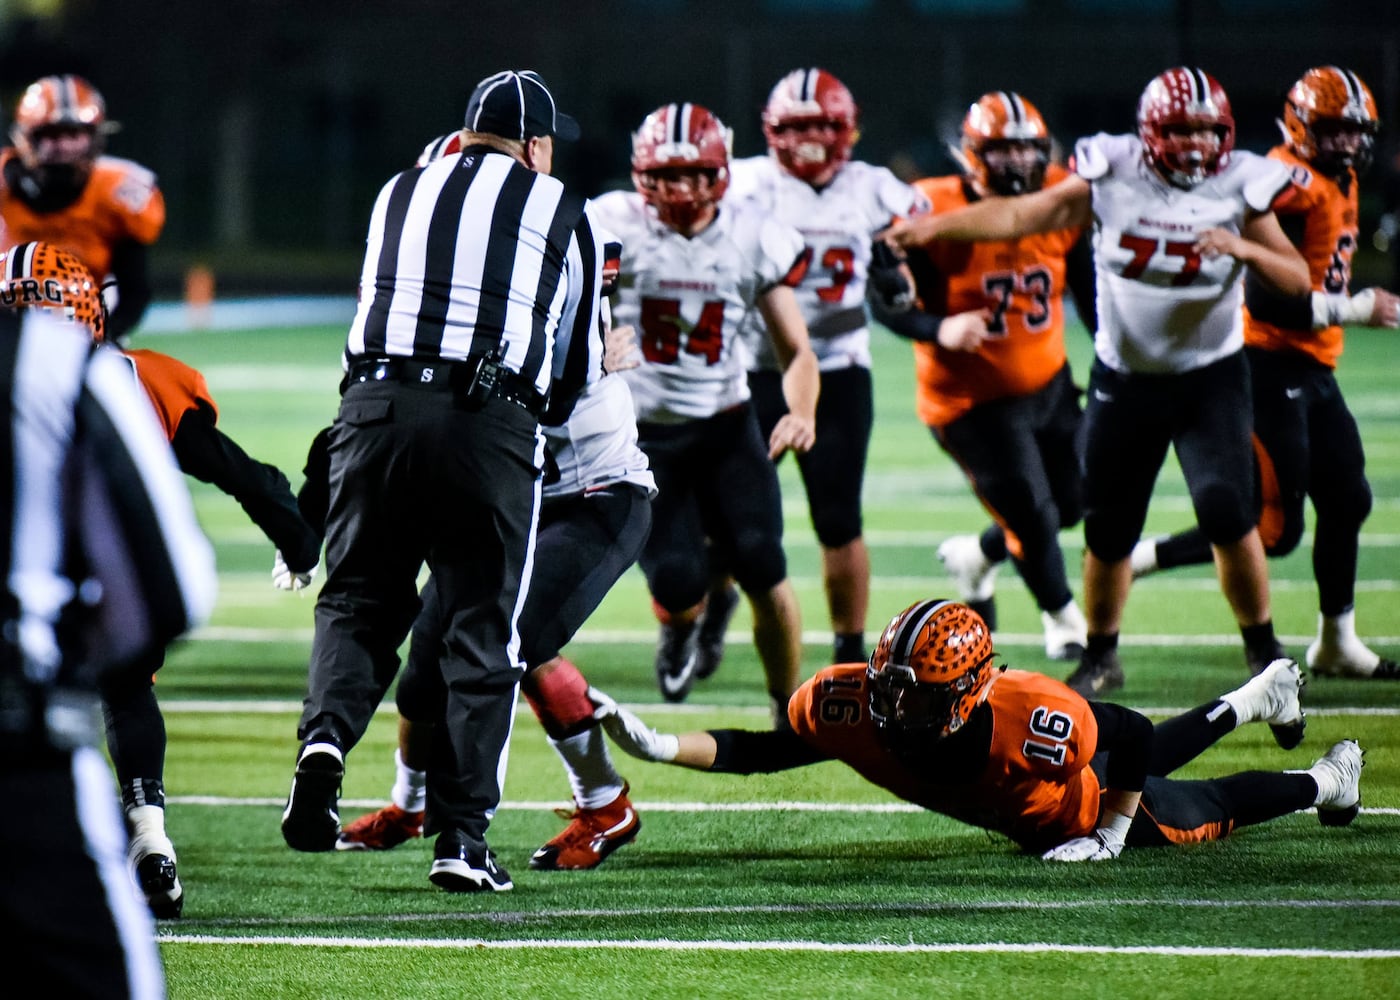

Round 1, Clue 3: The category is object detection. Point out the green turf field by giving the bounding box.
[138,315,1398,998]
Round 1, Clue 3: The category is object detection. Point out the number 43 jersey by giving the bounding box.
[788,664,1102,851]
[1074,132,1292,375]
[591,189,808,425]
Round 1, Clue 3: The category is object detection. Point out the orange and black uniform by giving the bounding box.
[873,166,1095,617]
[0,149,164,340]
[1156,145,1375,620]
[700,663,1320,852]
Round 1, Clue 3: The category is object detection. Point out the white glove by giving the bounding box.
[272,550,316,592]
[1042,808,1131,862]
[588,686,679,762]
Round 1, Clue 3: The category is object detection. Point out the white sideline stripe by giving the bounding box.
[166,795,1400,818]
[155,934,1400,959]
[186,625,1400,648]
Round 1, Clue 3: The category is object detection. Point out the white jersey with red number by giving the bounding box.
[543,373,655,500]
[728,155,928,372]
[1073,133,1292,374]
[592,189,808,424]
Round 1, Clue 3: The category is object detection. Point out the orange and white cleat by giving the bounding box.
[529,784,640,870]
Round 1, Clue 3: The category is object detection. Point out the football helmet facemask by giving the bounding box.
[10,75,117,196]
[960,91,1052,196]
[1283,66,1380,178]
[867,599,998,756]
[631,102,732,232]
[0,241,107,342]
[762,68,859,184]
[1137,67,1235,189]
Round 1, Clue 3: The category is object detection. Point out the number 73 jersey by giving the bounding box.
[788,664,1102,851]
[1074,132,1292,375]
[591,189,809,424]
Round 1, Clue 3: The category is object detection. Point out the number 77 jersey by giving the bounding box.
[1074,132,1293,375]
[591,188,809,424]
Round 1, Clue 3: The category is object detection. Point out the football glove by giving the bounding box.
[588,686,680,762]
[868,238,915,313]
[272,550,316,592]
[1041,810,1131,862]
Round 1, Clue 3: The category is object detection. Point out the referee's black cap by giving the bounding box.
[464,70,580,142]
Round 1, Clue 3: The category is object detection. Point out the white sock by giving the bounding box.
[550,727,624,810]
[390,748,427,813]
[1315,610,1380,670]
[126,804,173,855]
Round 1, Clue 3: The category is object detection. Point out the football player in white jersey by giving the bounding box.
[592,102,819,723]
[695,68,929,673]
[885,68,1310,702]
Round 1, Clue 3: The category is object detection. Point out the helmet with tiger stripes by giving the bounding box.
[0,241,107,342]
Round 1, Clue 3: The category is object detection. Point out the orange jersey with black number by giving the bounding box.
[1243,145,1357,369]
[122,348,217,442]
[788,664,1101,850]
[0,150,165,281]
[909,166,1084,428]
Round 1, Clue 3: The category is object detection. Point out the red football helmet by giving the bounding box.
[0,241,107,342]
[1137,67,1235,189]
[762,68,859,183]
[1282,66,1380,177]
[631,102,732,231]
[868,599,998,746]
[961,91,1052,196]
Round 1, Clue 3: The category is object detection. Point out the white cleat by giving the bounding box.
[1041,600,1088,662]
[1129,536,1163,579]
[937,535,999,628]
[1223,657,1306,749]
[1308,739,1364,827]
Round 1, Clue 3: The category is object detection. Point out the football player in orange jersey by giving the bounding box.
[0,240,319,919]
[869,92,1094,664]
[1132,67,1400,680]
[1,75,163,341]
[593,599,1364,861]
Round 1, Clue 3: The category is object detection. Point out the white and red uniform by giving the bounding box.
[1073,133,1292,374]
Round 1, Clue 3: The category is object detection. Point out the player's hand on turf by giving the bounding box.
[589,686,680,762]
[272,550,316,592]
[768,414,817,459]
[1041,829,1125,862]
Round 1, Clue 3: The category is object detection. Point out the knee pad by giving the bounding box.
[810,499,861,550]
[729,530,787,595]
[644,554,708,612]
[1083,510,1138,563]
[394,662,446,723]
[1312,477,1373,533]
[1193,478,1255,545]
[522,658,595,740]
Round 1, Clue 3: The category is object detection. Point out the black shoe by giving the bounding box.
[1064,649,1124,700]
[695,585,740,680]
[281,742,343,852]
[654,620,698,702]
[134,851,183,919]
[429,831,513,892]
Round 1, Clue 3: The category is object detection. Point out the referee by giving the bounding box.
[282,70,609,893]
[0,305,216,997]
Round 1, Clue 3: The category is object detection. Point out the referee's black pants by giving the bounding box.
[299,381,543,845]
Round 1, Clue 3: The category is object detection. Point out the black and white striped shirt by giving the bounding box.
[346,145,608,411]
[0,309,215,696]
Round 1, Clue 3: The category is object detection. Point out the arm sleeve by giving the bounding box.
[872,249,945,341]
[104,239,154,342]
[1088,700,1152,793]
[708,728,832,774]
[1065,231,1098,336]
[75,346,217,670]
[170,408,322,573]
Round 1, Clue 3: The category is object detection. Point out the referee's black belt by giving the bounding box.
[347,355,546,416]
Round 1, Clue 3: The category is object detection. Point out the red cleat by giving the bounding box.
[335,804,424,851]
[529,785,640,870]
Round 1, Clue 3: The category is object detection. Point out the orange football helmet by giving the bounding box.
[868,599,998,744]
[961,91,1052,196]
[0,241,107,342]
[762,68,859,183]
[631,102,732,231]
[11,74,116,165]
[1137,67,1235,189]
[1282,66,1380,177]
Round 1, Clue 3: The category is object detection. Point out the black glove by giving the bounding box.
[868,239,915,313]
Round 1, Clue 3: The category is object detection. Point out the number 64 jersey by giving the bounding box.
[590,189,809,424]
[1075,132,1292,375]
[787,664,1102,852]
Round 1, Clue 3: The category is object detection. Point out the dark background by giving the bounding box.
[3,0,1398,296]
